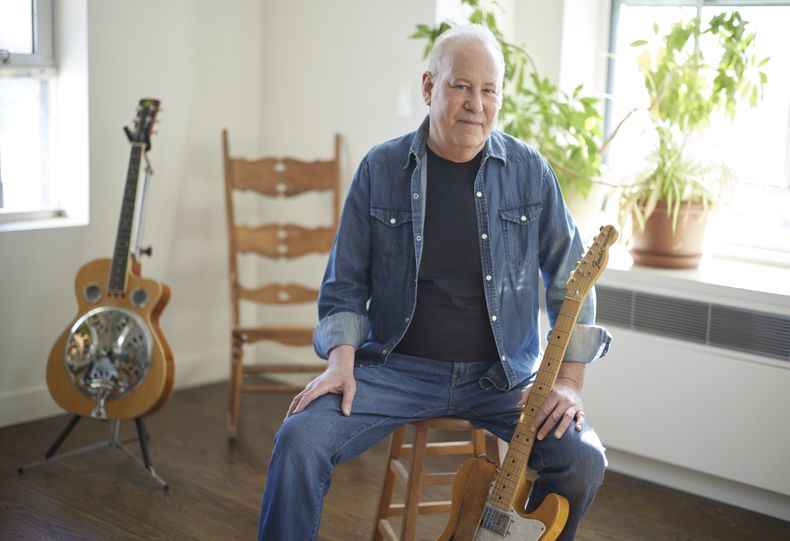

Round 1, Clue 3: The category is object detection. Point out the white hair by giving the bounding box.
[426,24,505,89]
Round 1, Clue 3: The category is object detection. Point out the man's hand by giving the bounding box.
[286,345,357,418]
[519,361,586,440]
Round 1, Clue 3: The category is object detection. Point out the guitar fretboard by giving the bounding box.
[109,143,145,294]
[487,297,583,512]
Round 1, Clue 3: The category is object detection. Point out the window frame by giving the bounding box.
[0,0,54,68]
[0,0,65,229]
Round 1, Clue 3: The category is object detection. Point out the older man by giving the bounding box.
[258,24,610,541]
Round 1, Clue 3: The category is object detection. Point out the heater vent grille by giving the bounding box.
[596,285,790,362]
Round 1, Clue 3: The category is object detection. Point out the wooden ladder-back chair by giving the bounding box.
[222,130,341,439]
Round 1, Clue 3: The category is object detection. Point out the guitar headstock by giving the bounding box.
[566,225,619,300]
[125,98,161,151]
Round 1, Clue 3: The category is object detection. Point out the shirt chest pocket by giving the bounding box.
[370,206,412,266]
[499,203,541,266]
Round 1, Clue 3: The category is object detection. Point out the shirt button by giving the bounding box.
[481,233,488,240]
[416,235,422,241]
[405,317,410,322]
[413,193,420,199]
[382,348,388,354]
[389,218,396,224]
[520,215,527,222]
[501,355,506,361]
[491,315,497,321]
[485,274,492,281]
[476,191,483,198]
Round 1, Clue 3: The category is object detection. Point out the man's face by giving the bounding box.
[422,42,501,162]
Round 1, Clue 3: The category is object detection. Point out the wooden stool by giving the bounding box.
[372,418,492,541]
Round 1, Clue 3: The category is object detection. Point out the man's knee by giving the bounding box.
[272,414,334,466]
[535,425,607,487]
[561,426,607,488]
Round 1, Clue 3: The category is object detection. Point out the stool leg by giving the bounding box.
[472,429,486,457]
[401,422,429,541]
[373,426,406,541]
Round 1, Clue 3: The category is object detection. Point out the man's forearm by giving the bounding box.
[557,360,585,389]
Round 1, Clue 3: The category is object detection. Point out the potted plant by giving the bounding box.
[619,10,768,268]
[412,0,627,235]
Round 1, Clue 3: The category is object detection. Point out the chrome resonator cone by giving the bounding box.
[64,306,153,418]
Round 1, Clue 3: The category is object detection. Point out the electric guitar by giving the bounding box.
[438,225,618,541]
[46,98,174,420]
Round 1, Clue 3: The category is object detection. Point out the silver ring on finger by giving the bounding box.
[565,407,576,418]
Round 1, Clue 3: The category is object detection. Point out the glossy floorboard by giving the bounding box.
[1,382,788,540]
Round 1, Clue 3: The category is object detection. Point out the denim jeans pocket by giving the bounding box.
[499,202,541,266]
[370,206,412,266]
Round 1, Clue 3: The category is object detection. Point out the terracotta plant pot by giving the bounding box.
[631,200,708,269]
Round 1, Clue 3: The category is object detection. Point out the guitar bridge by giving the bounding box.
[479,504,513,536]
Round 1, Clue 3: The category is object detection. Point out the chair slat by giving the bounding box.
[234,326,314,346]
[231,157,336,195]
[235,224,335,257]
[239,283,318,304]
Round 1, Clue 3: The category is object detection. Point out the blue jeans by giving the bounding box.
[258,353,607,540]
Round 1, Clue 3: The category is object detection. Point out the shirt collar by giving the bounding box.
[405,115,507,170]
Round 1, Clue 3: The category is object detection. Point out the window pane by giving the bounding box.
[0,0,34,54]
[0,77,51,211]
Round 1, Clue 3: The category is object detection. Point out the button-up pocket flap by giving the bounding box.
[499,203,542,225]
[370,207,412,227]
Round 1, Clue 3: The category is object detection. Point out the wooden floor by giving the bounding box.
[1,382,788,540]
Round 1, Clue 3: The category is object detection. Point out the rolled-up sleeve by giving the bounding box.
[565,322,612,363]
[313,311,371,359]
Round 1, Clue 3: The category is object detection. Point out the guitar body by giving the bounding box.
[438,457,569,541]
[46,257,173,419]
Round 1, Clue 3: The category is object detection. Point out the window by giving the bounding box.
[0,0,58,219]
[606,0,790,257]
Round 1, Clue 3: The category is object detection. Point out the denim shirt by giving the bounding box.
[313,117,611,391]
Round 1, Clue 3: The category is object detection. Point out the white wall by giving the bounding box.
[0,0,264,427]
[259,0,434,180]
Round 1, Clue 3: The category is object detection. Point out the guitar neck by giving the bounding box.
[109,143,145,294]
[487,296,584,511]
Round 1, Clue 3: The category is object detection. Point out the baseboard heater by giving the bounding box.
[595,284,790,362]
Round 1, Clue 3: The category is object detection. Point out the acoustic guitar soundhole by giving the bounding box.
[84,284,102,304]
[131,287,149,308]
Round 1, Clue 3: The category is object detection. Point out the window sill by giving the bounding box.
[601,246,790,316]
[0,211,87,233]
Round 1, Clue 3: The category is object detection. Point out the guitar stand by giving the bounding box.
[18,415,168,490]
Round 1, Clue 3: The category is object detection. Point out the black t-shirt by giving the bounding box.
[394,146,499,363]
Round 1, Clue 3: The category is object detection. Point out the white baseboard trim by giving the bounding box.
[606,447,790,522]
[0,349,228,429]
